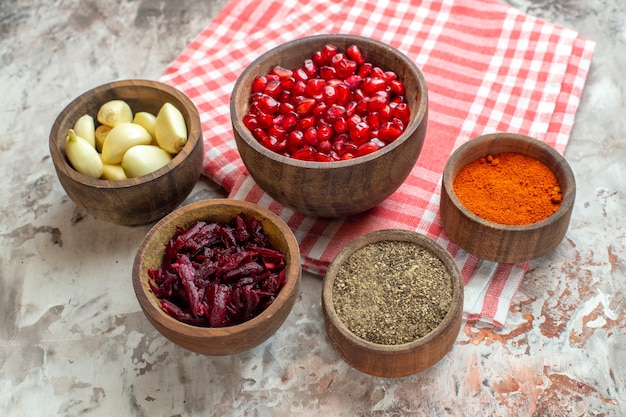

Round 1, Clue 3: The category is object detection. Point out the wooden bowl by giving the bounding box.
[230,34,428,218]
[132,199,301,355]
[440,133,576,263]
[322,229,463,377]
[49,79,203,226]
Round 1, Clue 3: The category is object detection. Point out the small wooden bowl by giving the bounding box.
[440,133,576,263]
[132,199,301,355]
[322,229,463,378]
[231,34,429,218]
[49,79,203,226]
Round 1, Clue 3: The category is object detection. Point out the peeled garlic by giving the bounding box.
[97,100,133,127]
[73,114,96,148]
[100,160,128,181]
[133,111,157,142]
[94,124,112,152]
[121,145,172,178]
[65,129,103,179]
[155,102,187,154]
[101,122,152,164]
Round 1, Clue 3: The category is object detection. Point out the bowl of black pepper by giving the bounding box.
[322,229,464,378]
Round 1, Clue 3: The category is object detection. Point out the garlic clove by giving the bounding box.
[95,124,112,152]
[65,129,103,179]
[155,102,188,154]
[73,114,96,148]
[100,159,128,181]
[133,111,157,143]
[97,99,133,127]
[101,122,152,164]
[121,144,172,178]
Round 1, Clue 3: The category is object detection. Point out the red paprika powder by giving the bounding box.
[452,152,562,225]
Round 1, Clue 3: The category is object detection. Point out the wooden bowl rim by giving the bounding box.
[230,33,429,170]
[442,132,576,231]
[49,79,202,189]
[132,198,301,339]
[322,228,464,354]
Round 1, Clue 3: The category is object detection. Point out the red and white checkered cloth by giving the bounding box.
[160,0,594,326]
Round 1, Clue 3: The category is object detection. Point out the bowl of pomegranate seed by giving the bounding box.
[49,79,204,226]
[230,34,428,218]
[132,199,302,355]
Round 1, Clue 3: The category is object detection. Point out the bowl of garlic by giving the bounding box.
[49,79,204,226]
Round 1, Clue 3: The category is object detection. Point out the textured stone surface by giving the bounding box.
[1,0,624,416]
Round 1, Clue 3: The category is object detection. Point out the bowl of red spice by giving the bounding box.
[322,229,464,378]
[440,132,576,263]
[132,199,301,355]
[230,34,428,218]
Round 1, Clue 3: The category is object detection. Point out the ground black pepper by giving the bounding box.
[332,240,453,345]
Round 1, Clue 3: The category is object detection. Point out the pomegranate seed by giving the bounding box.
[318,139,332,154]
[361,77,388,94]
[263,79,282,98]
[293,68,309,82]
[321,44,338,64]
[319,66,336,81]
[365,112,381,129]
[268,124,287,141]
[349,121,371,145]
[302,59,317,77]
[271,65,293,79]
[304,127,318,146]
[385,71,398,81]
[347,114,362,130]
[325,104,346,121]
[256,94,280,114]
[243,114,259,131]
[287,130,304,149]
[370,67,386,79]
[345,101,358,116]
[367,95,388,112]
[323,85,337,104]
[280,112,298,130]
[311,50,326,67]
[252,75,268,93]
[356,140,382,157]
[379,104,392,122]
[318,124,333,142]
[244,43,411,161]
[296,98,316,115]
[257,113,274,129]
[333,117,348,134]
[357,62,373,78]
[356,98,369,114]
[312,102,328,119]
[292,147,316,161]
[306,78,326,96]
[392,102,411,123]
[279,101,295,114]
[378,121,403,143]
[297,116,316,130]
[346,45,365,65]
[291,80,307,96]
[334,59,358,78]
[390,79,405,95]
[335,83,350,105]
[343,74,362,90]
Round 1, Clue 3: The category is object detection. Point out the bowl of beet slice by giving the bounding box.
[231,34,428,218]
[132,199,301,355]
